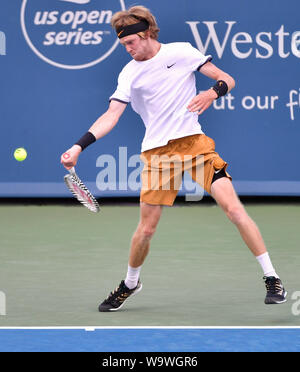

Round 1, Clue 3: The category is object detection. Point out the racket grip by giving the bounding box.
[69,167,76,175]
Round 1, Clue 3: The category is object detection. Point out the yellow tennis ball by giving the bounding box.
[14,148,27,162]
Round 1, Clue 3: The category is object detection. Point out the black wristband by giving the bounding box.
[75,131,96,151]
[211,80,228,99]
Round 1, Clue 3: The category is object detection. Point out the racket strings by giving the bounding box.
[64,172,100,213]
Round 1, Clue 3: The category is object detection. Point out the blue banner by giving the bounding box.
[1,0,299,197]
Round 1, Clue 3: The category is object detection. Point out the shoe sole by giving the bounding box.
[265,290,287,304]
[107,283,143,312]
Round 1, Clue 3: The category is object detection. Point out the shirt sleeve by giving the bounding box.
[183,42,212,72]
[109,67,131,104]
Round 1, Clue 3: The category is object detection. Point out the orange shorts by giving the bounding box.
[140,134,231,206]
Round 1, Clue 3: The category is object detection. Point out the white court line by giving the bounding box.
[0,326,300,330]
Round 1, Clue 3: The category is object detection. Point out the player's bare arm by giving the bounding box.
[187,62,235,115]
[88,99,127,139]
[61,100,127,169]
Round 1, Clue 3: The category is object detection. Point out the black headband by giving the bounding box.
[116,21,149,39]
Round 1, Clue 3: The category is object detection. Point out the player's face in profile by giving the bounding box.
[120,34,149,61]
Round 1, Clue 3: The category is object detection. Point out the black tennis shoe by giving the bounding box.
[98,280,142,312]
[263,276,287,304]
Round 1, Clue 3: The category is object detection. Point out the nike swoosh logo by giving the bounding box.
[59,0,90,4]
[117,30,124,37]
[167,63,176,69]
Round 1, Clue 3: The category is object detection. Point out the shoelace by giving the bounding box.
[105,282,128,301]
[265,278,282,294]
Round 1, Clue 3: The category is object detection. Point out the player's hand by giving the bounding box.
[187,89,218,115]
[61,145,82,170]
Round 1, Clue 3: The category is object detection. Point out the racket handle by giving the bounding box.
[69,167,76,175]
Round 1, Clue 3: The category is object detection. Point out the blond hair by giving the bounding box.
[111,5,160,40]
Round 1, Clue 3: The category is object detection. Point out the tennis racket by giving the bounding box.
[64,167,100,213]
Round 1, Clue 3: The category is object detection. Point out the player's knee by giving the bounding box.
[141,224,156,240]
[225,205,247,225]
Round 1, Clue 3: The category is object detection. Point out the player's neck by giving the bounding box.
[143,40,161,61]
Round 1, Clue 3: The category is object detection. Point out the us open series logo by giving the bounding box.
[21,0,126,69]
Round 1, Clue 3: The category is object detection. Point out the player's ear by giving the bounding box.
[138,30,150,40]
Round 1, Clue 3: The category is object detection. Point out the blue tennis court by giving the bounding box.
[0,328,299,352]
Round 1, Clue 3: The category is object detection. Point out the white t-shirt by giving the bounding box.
[110,42,212,152]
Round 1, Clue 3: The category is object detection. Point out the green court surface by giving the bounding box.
[0,200,299,327]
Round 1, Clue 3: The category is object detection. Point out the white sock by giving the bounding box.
[125,265,142,289]
[256,252,279,278]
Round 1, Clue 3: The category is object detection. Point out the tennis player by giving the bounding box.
[61,6,287,310]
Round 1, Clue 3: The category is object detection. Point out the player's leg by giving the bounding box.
[98,140,181,312]
[98,202,163,312]
[211,176,266,256]
[128,202,163,268]
[210,176,287,304]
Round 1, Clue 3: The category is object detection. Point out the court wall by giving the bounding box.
[1,0,299,197]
